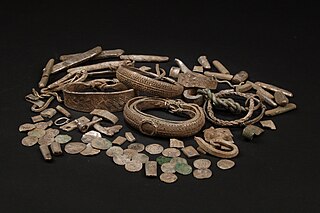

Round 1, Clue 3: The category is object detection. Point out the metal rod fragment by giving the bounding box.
[257,90,277,107]
[50,142,63,156]
[175,58,192,73]
[39,59,54,88]
[255,81,293,97]
[212,60,230,74]
[120,54,169,62]
[265,103,297,116]
[204,72,233,80]
[247,81,274,99]
[40,145,52,161]
[67,60,131,73]
[52,46,102,74]
[235,82,252,92]
[56,105,71,118]
[198,56,211,69]
[60,49,124,61]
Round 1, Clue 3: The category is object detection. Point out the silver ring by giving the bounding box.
[54,117,70,126]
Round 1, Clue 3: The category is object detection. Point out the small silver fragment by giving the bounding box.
[31,115,44,123]
[50,142,63,156]
[145,161,157,177]
[169,138,184,148]
[242,125,264,140]
[81,130,102,143]
[39,145,52,161]
[127,143,144,152]
[112,136,127,146]
[19,123,36,132]
[181,146,200,158]
[125,132,136,142]
[90,109,118,124]
[40,108,57,118]
[260,120,276,130]
[198,56,211,69]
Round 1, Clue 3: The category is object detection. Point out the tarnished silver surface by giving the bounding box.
[160,173,178,184]
[38,135,55,146]
[68,60,131,73]
[242,125,264,140]
[127,143,145,152]
[91,137,112,150]
[113,154,130,165]
[161,162,176,174]
[45,128,60,137]
[193,65,204,73]
[34,122,49,130]
[156,156,172,165]
[198,56,211,69]
[139,66,152,72]
[217,159,235,170]
[260,120,276,130]
[40,145,52,161]
[90,109,119,124]
[178,72,217,89]
[56,105,71,118]
[193,159,211,169]
[93,124,123,136]
[112,136,127,146]
[80,144,101,156]
[265,103,296,116]
[232,71,248,84]
[170,157,187,165]
[183,89,204,106]
[40,108,57,118]
[257,89,277,107]
[235,82,252,93]
[39,58,54,88]
[247,81,274,99]
[19,123,36,132]
[52,46,102,74]
[174,58,192,73]
[203,127,234,143]
[203,72,233,80]
[55,134,72,144]
[60,116,90,132]
[120,54,169,62]
[197,146,206,154]
[50,142,62,156]
[145,144,164,155]
[125,160,143,172]
[60,49,124,61]
[125,132,136,143]
[132,153,149,164]
[169,66,181,78]
[212,60,230,74]
[28,128,46,138]
[54,117,70,126]
[181,146,200,158]
[255,81,293,97]
[145,161,157,177]
[123,149,138,159]
[175,163,192,175]
[162,148,181,157]
[274,91,289,106]
[64,142,87,154]
[106,146,123,157]
[31,115,44,123]
[169,138,184,148]
[193,169,212,179]
[81,130,102,143]
[21,136,38,147]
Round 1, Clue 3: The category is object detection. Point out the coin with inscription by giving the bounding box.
[123,149,138,159]
[34,122,49,130]
[156,156,172,165]
[106,146,123,157]
[19,123,35,132]
[45,128,60,137]
[21,136,38,147]
[175,163,192,175]
[113,154,131,165]
[65,142,87,154]
[91,137,112,150]
[81,130,102,143]
[55,134,72,144]
[170,157,188,165]
[193,169,212,179]
[160,173,178,184]
[145,143,164,155]
[80,144,101,156]
[28,128,46,138]
[38,135,55,146]
[162,148,181,157]
[217,159,235,170]
[132,153,149,164]
[127,143,145,152]
[125,160,143,172]
[161,163,176,174]
[193,159,211,169]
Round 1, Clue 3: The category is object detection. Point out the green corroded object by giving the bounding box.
[156,156,172,165]
[175,163,192,175]
[55,134,72,144]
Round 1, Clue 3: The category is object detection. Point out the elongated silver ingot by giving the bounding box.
[257,90,277,107]
[39,58,54,88]
[232,71,248,84]
[265,103,296,116]
[67,60,131,73]
[198,56,211,69]
[120,54,169,62]
[56,105,71,118]
[203,72,233,80]
[193,65,204,73]
[255,81,293,97]
[178,72,217,89]
[247,81,274,99]
[145,161,157,177]
[235,82,252,92]
[183,89,204,106]
[52,46,102,74]
[90,109,118,124]
[274,91,289,106]
[175,58,192,73]
[169,67,181,78]
[60,49,124,61]
[212,60,230,74]
[40,145,52,161]
[50,142,62,156]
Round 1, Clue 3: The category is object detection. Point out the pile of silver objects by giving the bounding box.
[19,46,296,184]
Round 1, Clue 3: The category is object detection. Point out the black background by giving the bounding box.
[1,1,319,212]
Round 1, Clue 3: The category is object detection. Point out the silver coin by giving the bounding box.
[38,135,55,146]
[132,153,149,164]
[125,160,143,172]
[91,137,112,150]
[175,163,193,175]
[127,143,145,153]
[217,159,235,170]
[123,149,138,159]
[145,143,164,155]
[162,148,181,158]
[21,136,38,147]
[106,146,123,157]
[80,144,101,156]
[113,154,131,165]
[160,173,178,184]
[81,130,102,143]
[64,142,87,154]
[34,122,49,130]
[27,128,46,138]
[19,123,35,132]
[170,157,188,166]
[161,162,176,174]
[55,134,72,144]
[193,159,212,169]
[45,128,60,137]
[193,169,212,179]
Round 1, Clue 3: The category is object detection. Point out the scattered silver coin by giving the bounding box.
[113,154,131,165]
[55,134,72,144]
[160,173,178,184]
[145,143,164,155]
[91,137,112,150]
[175,163,192,175]
[127,143,145,152]
[132,153,149,164]
[64,142,87,154]
[19,123,35,132]
[21,136,38,147]
[193,169,212,179]
[170,157,188,165]
[162,148,181,157]
[80,144,101,156]
[106,146,123,157]
[125,160,143,172]
[81,130,102,143]
[45,128,60,137]
[217,159,235,170]
[34,122,49,130]
[38,135,55,146]
[27,128,46,138]
[161,162,176,174]
[123,149,138,159]
[193,159,211,169]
